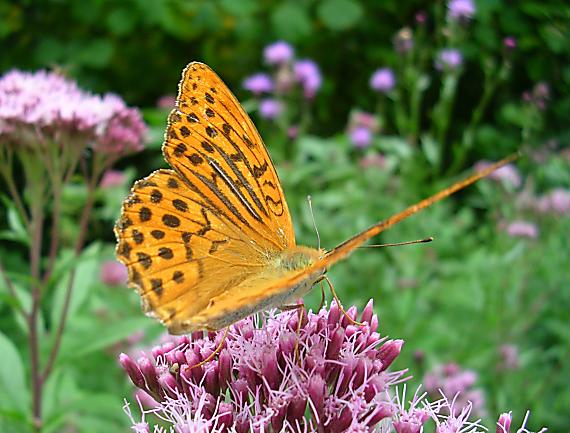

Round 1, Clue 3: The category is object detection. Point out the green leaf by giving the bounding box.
[317,0,363,31]
[58,317,152,363]
[420,134,439,166]
[0,331,28,412]
[271,3,312,42]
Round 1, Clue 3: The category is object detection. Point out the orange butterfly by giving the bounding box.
[115,62,516,335]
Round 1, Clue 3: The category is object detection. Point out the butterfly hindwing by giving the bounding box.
[115,169,270,332]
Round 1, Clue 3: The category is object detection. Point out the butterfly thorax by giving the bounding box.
[272,246,323,272]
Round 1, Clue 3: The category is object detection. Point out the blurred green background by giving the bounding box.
[1,0,569,432]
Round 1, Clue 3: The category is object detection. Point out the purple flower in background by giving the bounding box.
[506,220,539,239]
[258,98,282,120]
[156,94,176,109]
[370,68,396,93]
[359,153,385,170]
[287,125,299,140]
[435,49,463,71]
[393,27,414,54]
[0,70,146,154]
[264,41,294,65]
[447,0,476,21]
[423,362,486,417]
[415,11,427,24]
[498,344,520,371]
[101,260,128,286]
[120,301,408,432]
[475,160,522,188]
[294,59,322,98]
[350,126,373,149]
[543,189,570,214]
[100,170,126,188]
[242,73,274,95]
[503,37,517,51]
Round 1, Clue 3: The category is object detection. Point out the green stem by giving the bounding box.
[42,155,106,380]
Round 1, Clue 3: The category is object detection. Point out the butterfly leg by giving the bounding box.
[189,327,229,370]
[317,279,326,311]
[318,275,364,327]
[280,302,305,363]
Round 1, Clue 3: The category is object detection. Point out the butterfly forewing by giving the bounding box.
[163,62,294,251]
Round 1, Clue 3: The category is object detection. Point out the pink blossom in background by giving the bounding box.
[393,27,414,54]
[435,49,463,71]
[100,170,126,188]
[294,59,322,99]
[370,68,396,93]
[287,125,299,140]
[101,260,128,286]
[423,362,486,417]
[242,73,274,95]
[156,95,176,109]
[499,344,520,371]
[506,220,539,239]
[475,160,522,188]
[349,126,373,149]
[503,37,517,51]
[415,11,427,24]
[264,41,294,65]
[540,188,570,214]
[359,153,385,170]
[258,98,282,120]
[447,0,476,21]
[0,69,147,154]
[352,111,379,131]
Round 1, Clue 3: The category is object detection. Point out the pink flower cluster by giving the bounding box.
[0,69,146,154]
[423,362,486,417]
[347,111,380,149]
[475,160,522,188]
[243,41,322,114]
[120,301,408,432]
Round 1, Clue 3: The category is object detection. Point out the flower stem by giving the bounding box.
[42,156,104,380]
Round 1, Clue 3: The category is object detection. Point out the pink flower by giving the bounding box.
[435,49,463,71]
[506,220,539,239]
[243,73,274,95]
[259,99,282,120]
[503,37,517,51]
[294,60,322,99]
[497,412,512,433]
[264,41,294,65]
[119,301,407,432]
[423,362,486,417]
[0,70,146,154]
[370,68,396,93]
[538,188,570,214]
[156,95,176,109]
[447,0,476,21]
[498,344,519,371]
[475,160,522,188]
[100,260,128,286]
[100,170,126,188]
[349,126,373,149]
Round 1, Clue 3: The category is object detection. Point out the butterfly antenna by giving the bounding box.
[359,237,434,248]
[307,195,321,251]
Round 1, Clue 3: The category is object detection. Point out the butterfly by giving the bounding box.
[115,62,516,335]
